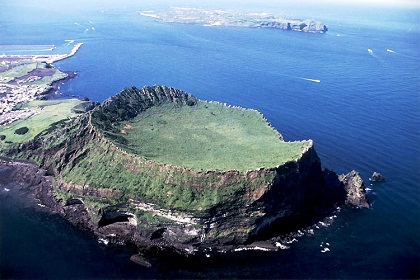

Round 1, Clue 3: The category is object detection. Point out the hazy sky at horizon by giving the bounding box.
[280,0,419,7]
[4,0,420,9]
[2,0,419,26]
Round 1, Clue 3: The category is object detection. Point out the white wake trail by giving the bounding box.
[367,48,385,63]
[302,78,321,83]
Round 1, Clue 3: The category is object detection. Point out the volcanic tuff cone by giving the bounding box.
[4,85,367,253]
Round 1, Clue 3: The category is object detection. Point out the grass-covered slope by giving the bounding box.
[0,99,85,143]
[106,97,309,172]
[0,61,67,84]
[5,86,311,211]
[56,85,303,211]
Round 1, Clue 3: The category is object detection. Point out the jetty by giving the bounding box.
[47,43,83,63]
[0,42,83,64]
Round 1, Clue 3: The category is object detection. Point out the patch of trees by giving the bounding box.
[14,127,29,135]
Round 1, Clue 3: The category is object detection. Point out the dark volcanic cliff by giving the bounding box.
[1,85,368,258]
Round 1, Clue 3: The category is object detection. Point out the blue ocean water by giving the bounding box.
[1,1,419,278]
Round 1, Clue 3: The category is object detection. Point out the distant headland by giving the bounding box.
[139,7,328,33]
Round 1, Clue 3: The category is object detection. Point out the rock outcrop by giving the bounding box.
[0,85,369,261]
[339,171,370,208]
[370,172,386,182]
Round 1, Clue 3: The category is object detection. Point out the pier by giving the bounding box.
[48,42,83,63]
[0,42,83,64]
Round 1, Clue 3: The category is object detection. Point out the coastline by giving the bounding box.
[0,43,83,125]
[0,85,369,268]
[0,155,351,268]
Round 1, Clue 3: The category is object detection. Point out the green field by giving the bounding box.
[0,99,84,143]
[106,101,310,172]
[0,63,38,83]
[0,61,67,84]
[28,68,68,85]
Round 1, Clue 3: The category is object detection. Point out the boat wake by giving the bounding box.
[367,48,385,63]
[386,48,417,60]
[302,77,321,83]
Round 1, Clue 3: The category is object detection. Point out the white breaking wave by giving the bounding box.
[320,241,331,253]
[275,242,290,250]
[387,49,396,53]
[233,246,272,252]
[4,188,10,192]
[98,238,109,245]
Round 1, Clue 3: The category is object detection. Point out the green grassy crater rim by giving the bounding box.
[96,95,311,172]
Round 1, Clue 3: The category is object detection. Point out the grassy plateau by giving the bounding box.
[105,101,310,172]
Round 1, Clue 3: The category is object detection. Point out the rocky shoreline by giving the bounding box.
[0,150,369,268]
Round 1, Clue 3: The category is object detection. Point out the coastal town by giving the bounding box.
[0,43,82,125]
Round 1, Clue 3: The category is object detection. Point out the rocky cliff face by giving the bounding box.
[0,85,368,259]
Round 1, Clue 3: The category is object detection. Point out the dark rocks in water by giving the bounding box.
[370,172,386,182]
[130,254,152,267]
[339,170,370,208]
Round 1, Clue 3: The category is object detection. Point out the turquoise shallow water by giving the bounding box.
[0,2,419,278]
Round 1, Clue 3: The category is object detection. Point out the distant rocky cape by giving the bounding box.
[139,8,328,33]
[1,85,367,265]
